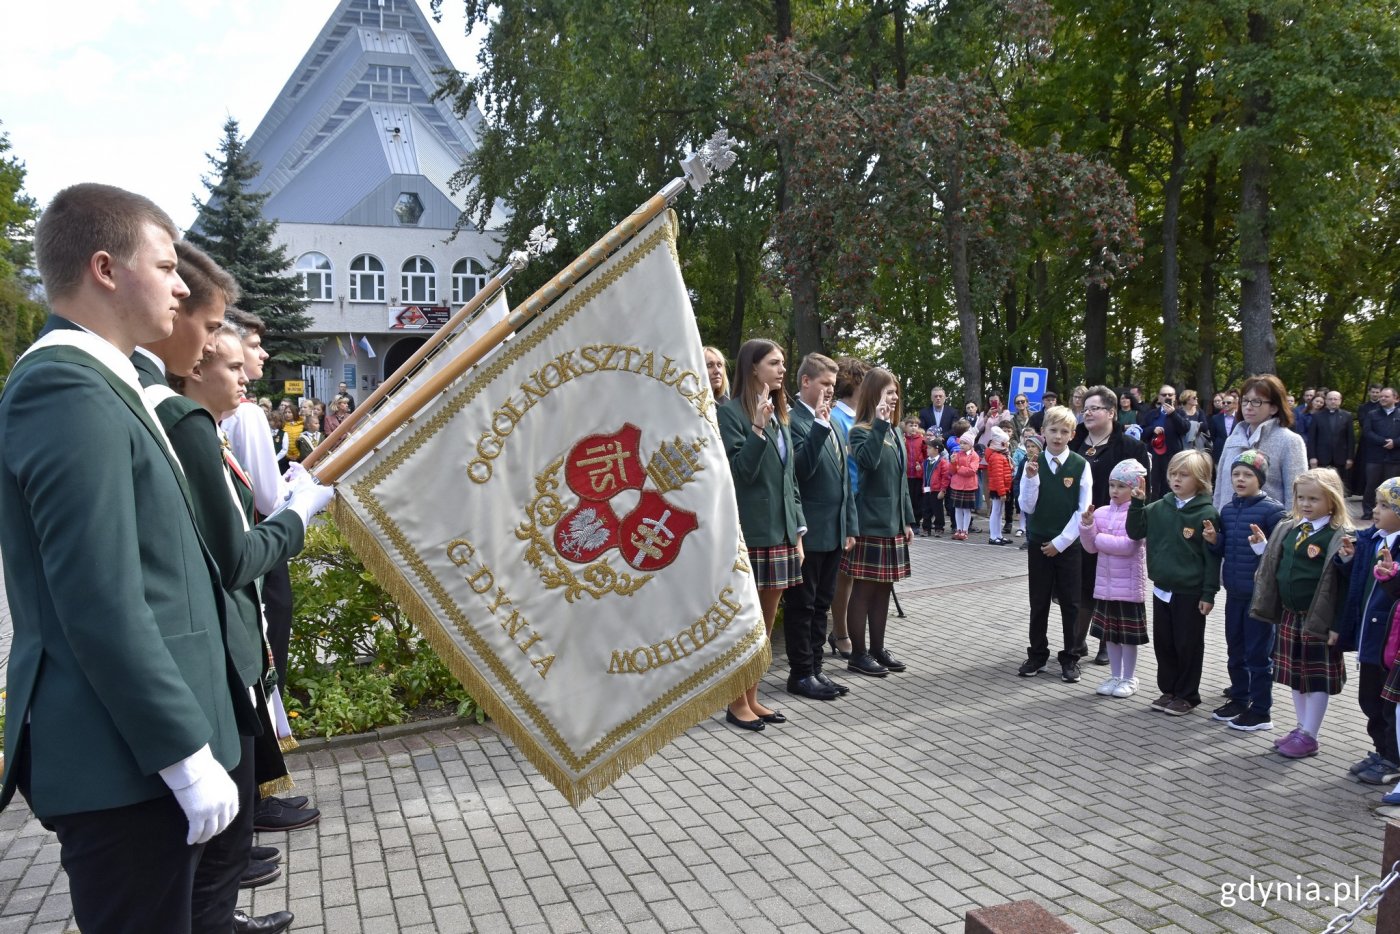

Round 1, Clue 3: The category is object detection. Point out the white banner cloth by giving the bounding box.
[333,211,767,804]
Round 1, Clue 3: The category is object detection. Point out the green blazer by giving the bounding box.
[0,319,243,819]
[151,390,305,690]
[848,418,916,536]
[789,401,857,552]
[717,397,805,547]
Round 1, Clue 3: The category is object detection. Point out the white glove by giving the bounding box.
[282,462,310,486]
[158,744,240,845]
[284,478,335,527]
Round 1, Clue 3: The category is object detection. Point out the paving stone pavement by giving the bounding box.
[0,521,1393,933]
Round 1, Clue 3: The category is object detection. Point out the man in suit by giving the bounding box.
[1210,390,1240,470]
[784,354,858,701]
[1364,388,1400,519]
[1027,390,1059,433]
[136,244,312,934]
[0,183,243,932]
[1141,384,1190,500]
[1307,390,1354,486]
[918,385,957,440]
[1356,384,1384,495]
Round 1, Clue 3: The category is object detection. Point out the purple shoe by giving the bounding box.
[1273,727,1301,749]
[1278,731,1319,759]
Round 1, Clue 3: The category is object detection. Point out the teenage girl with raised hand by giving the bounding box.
[717,339,805,732]
[1250,468,1355,758]
[842,368,916,677]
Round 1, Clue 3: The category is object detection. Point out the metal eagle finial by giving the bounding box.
[681,130,738,193]
[508,224,559,270]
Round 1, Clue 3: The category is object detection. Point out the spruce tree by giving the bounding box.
[0,124,42,377]
[187,117,315,371]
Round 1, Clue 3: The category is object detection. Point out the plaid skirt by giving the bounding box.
[840,535,911,582]
[1089,599,1149,646]
[749,543,802,591]
[947,488,977,511]
[1273,608,1345,695]
[1382,661,1400,705]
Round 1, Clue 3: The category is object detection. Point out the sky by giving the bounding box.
[4,0,482,230]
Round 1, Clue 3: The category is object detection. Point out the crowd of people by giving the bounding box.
[708,344,1400,814]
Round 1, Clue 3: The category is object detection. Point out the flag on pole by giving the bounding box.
[332,211,767,804]
[335,335,347,357]
[348,333,358,358]
[358,336,376,359]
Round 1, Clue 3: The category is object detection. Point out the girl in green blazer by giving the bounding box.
[718,339,805,731]
[841,367,915,677]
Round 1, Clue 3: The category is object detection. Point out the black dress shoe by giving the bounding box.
[871,648,906,672]
[250,845,281,865]
[239,860,282,889]
[758,709,786,723]
[267,794,309,810]
[787,675,839,700]
[814,672,850,695]
[254,799,321,833]
[725,709,765,731]
[233,909,295,934]
[847,652,889,677]
[1093,643,1110,665]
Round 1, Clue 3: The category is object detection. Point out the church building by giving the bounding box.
[241,0,505,398]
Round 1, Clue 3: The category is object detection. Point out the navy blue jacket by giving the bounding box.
[1208,491,1286,595]
[1335,527,1400,662]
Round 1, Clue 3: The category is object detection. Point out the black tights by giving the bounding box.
[846,580,892,655]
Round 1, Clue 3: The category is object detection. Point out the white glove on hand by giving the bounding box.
[284,478,335,527]
[158,744,239,845]
[282,461,310,486]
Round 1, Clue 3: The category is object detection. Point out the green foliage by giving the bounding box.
[287,517,484,738]
[0,124,42,378]
[187,118,315,371]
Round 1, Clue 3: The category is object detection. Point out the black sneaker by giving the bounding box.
[1212,700,1246,722]
[1018,658,1047,677]
[1060,660,1081,683]
[1227,710,1274,732]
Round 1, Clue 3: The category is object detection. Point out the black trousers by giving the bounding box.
[191,733,255,934]
[263,558,293,686]
[16,736,205,934]
[1153,593,1207,706]
[1026,538,1081,666]
[906,479,924,532]
[782,547,842,679]
[1072,549,1099,657]
[1359,662,1400,763]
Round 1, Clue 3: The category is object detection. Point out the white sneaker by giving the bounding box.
[1095,676,1120,696]
[1111,677,1139,698]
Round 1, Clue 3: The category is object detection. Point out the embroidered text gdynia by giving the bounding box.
[467,344,709,483]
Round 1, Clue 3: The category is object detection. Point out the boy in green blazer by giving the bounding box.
[0,184,243,932]
[784,354,858,700]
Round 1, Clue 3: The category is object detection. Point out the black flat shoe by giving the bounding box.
[871,649,906,672]
[725,709,765,731]
[847,652,889,677]
[828,634,853,660]
[758,710,787,724]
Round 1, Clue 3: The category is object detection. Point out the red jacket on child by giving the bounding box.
[927,456,952,493]
[904,433,927,479]
[986,448,1013,497]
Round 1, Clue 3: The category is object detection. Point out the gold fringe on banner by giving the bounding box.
[331,494,771,807]
[278,735,300,753]
[259,774,296,799]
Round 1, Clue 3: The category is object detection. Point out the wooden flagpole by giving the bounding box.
[310,131,736,485]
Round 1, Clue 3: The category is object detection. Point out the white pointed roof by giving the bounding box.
[242,0,503,230]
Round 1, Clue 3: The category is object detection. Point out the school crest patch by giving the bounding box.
[1307,543,1323,559]
[1183,526,1195,539]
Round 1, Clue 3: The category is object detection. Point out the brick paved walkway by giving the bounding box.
[0,525,1391,933]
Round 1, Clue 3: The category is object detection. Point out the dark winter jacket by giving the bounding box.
[1208,492,1287,595]
[1335,527,1400,663]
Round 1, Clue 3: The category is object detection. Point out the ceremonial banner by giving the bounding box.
[333,211,768,804]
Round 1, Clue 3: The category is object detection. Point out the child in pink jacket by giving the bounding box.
[948,429,981,541]
[1079,459,1150,697]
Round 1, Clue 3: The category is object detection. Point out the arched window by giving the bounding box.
[452,257,488,305]
[349,254,385,302]
[294,252,333,301]
[401,256,436,304]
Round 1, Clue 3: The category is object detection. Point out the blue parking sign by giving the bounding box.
[1009,367,1049,412]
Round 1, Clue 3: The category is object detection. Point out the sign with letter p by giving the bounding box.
[1009,367,1049,412]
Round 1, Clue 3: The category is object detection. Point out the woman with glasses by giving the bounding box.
[1213,374,1308,511]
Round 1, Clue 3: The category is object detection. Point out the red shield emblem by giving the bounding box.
[564,424,646,501]
[618,491,698,572]
[554,501,622,563]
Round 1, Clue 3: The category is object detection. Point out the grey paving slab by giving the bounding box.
[0,510,1393,932]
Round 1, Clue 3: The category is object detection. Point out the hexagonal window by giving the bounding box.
[394,192,424,225]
